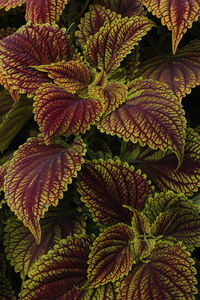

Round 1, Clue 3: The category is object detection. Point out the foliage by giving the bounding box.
[0,0,200,299]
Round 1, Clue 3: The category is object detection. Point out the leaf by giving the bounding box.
[152,205,200,251]
[0,27,17,39]
[88,80,128,116]
[94,0,145,17]
[144,191,192,223]
[76,4,119,48]
[4,210,86,276]
[65,282,119,300]
[26,0,68,24]
[138,40,200,101]
[119,242,197,299]
[4,136,86,244]
[19,235,94,300]
[34,61,95,94]
[34,83,103,144]
[85,16,154,74]
[0,275,16,300]
[0,0,25,10]
[99,78,186,167]
[78,158,153,226]
[87,223,135,288]
[0,90,13,117]
[135,128,200,196]
[0,159,10,191]
[0,97,33,152]
[0,23,74,96]
[143,0,200,54]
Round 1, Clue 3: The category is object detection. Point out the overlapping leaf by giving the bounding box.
[0,97,33,152]
[119,242,197,299]
[34,84,103,144]
[143,0,200,54]
[0,155,12,191]
[99,78,186,167]
[19,235,94,299]
[0,24,74,96]
[85,16,154,74]
[152,204,200,251]
[87,223,135,287]
[78,159,153,226]
[0,28,17,39]
[4,210,86,276]
[88,80,128,116]
[0,275,16,300]
[135,128,200,196]
[0,0,25,10]
[0,90,13,117]
[138,40,200,101]
[26,0,68,24]
[144,191,189,223]
[4,136,86,244]
[34,61,95,94]
[76,4,119,48]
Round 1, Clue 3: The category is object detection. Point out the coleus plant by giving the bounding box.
[0,0,200,299]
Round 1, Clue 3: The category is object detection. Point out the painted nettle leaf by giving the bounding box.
[142,0,200,54]
[1,0,200,298]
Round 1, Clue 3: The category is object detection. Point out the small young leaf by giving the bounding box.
[19,235,94,299]
[34,61,95,94]
[136,128,200,196]
[94,0,144,17]
[0,24,74,96]
[138,40,200,101]
[0,0,25,10]
[99,78,186,168]
[4,137,86,244]
[85,16,154,74]
[119,242,197,299]
[143,0,200,54]
[76,4,119,48]
[87,223,135,287]
[0,97,33,152]
[34,84,103,143]
[4,211,86,276]
[78,158,153,226]
[26,0,68,24]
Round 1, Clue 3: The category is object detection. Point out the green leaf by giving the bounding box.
[119,242,197,299]
[85,16,154,74]
[87,223,135,287]
[4,137,86,244]
[0,275,16,300]
[0,97,33,152]
[19,235,94,299]
[78,158,153,226]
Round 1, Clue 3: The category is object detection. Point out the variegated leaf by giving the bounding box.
[26,0,68,24]
[87,223,135,287]
[119,242,197,299]
[135,128,200,196]
[4,210,86,276]
[0,97,33,152]
[0,27,17,39]
[19,235,94,299]
[85,17,154,74]
[0,24,74,96]
[143,0,200,54]
[78,158,153,226]
[99,78,186,168]
[152,205,200,251]
[94,0,144,17]
[138,40,200,101]
[4,137,86,244]
[76,4,119,48]
[34,61,95,94]
[34,84,103,144]
[0,0,25,10]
